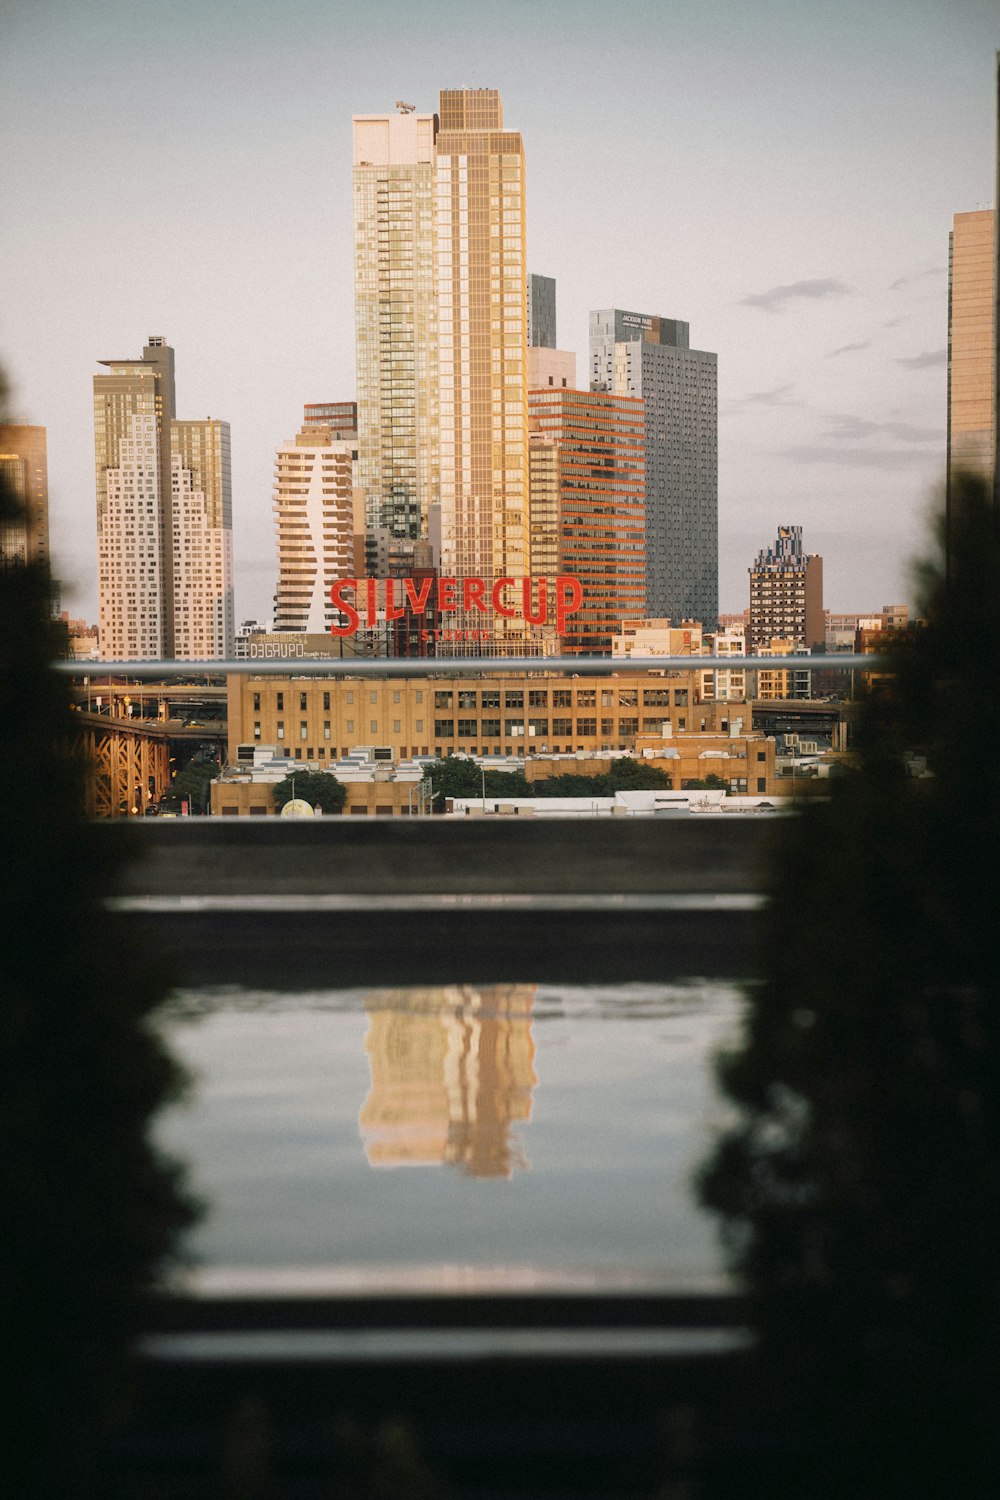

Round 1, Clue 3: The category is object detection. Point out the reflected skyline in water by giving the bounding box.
[360,986,537,1178]
[157,980,741,1290]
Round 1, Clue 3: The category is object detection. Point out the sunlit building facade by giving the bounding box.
[170,420,235,659]
[0,423,49,570]
[273,412,358,635]
[748,526,824,655]
[528,387,646,654]
[94,337,175,659]
[436,88,531,650]
[947,208,997,498]
[353,110,440,541]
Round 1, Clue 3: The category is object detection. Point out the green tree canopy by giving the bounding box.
[698,472,1000,1497]
[160,758,220,812]
[273,767,347,814]
[424,756,529,811]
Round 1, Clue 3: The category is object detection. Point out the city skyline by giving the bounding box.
[1,0,997,622]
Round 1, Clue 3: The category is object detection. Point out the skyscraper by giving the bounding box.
[273,409,359,634]
[748,525,824,655]
[435,88,530,647]
[528,273,556,348]
[528,386,646,653]
[94,336,233,660]
[590,309,718,629]
[171,420,235,659]
[353,109,439,542]
[947,209,996,497]
[0,423,48,570]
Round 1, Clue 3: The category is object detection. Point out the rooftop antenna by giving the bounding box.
[395,100,416,114]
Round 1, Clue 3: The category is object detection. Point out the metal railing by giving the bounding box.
[54,653,884,677]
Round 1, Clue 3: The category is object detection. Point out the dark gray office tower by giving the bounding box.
[528,273,557,348]
[589,308,718,629]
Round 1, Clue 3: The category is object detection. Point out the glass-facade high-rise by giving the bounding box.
[590,309,718,630]
[528,273,556,349]
[353,111,440,541]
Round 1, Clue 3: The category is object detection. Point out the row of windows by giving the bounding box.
[250,687,695,714]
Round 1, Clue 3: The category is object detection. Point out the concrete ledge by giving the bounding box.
[105,816,775,897]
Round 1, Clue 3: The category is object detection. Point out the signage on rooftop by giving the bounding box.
[330,575,583,641]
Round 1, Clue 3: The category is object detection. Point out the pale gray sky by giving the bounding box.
[1,0,996,618]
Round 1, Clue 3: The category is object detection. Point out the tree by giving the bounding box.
[424,755,529,811]
[698,472,1000,1498]
[273,767,347,814]
[160,758,220,812]
[0,378,198,1494]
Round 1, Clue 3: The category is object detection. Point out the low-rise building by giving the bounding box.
[225,667,757,768]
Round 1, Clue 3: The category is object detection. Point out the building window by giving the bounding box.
[481,718,501,737]
[458,719,477,737]
[435,719,454,737]
[601,718,614,736]
[370,691,378,705]
[253,721,261,740]
[252,693,260,711]
[300,692,308,710]
[576,691,596,708]
[481,690,500,709]
[393,691,401,704]
[346,719,354,732]
[553,689,571,707]
[370,720,378,734]
[276,693,284,710]
[307,748,314,759]
[324,722,331,739]
[276,721,284,739]
[505,690,523,708]
[323,691,330,710]
[528,690,548,707]
[552,718,571,735]
[529,718,548,736]
[576,718,597,736]
[435,691,453,708]
[458,690,477,709]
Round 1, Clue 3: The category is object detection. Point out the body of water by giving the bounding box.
[156,981,743,1294]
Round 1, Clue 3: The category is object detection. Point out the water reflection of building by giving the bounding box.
[360,986,537,1178]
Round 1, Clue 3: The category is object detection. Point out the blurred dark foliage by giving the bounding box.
[0,403,198,1495]
[699,470,1000,1497]
[273,766,348,814]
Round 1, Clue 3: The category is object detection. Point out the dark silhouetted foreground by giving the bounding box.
[700,471,1000,1499]
[0,396,198,1497]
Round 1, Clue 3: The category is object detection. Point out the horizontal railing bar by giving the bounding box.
[53,654,885,678]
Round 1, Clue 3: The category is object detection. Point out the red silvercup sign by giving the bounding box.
[329,575,583,637]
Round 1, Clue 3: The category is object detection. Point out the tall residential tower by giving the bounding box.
[353,109,440,541]
[94,336,233,660]
[590,308,718,629]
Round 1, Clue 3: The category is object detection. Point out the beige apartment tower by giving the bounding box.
[353,109,440,541]
[171,419,235,659]
[94,337,233,660]
[947,208,997,498]
[436,88,531,648]
[0,423,49,569]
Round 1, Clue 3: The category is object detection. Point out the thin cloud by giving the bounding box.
[822,414,941,444]
[740,278,853,312]
[827,340,871,358]
[734,383,802,407]
[889,266,946,291]
[785,445,940,471]
[895,348,947,369]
